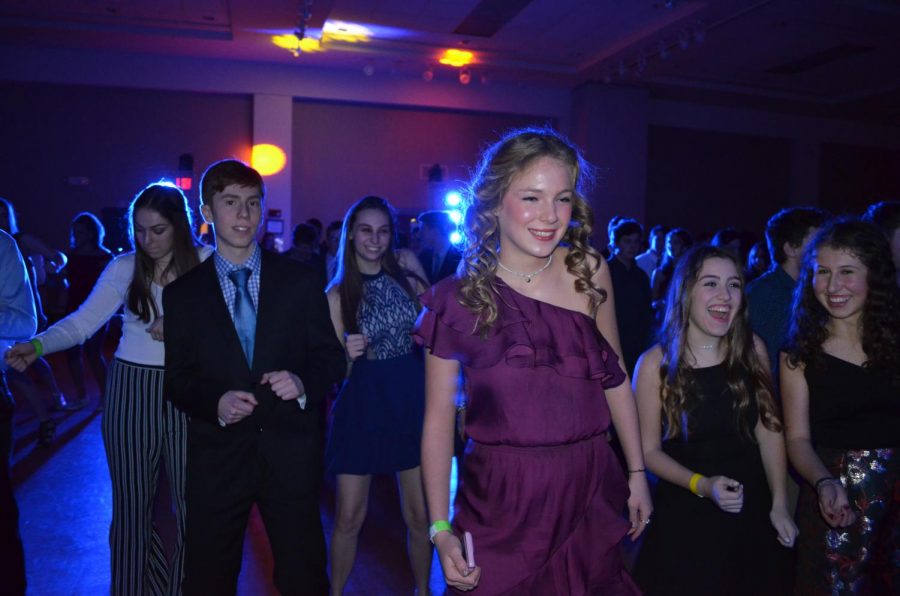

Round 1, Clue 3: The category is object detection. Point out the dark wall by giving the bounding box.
[645,126,792,240]
[819,143,900,215]
[0,81,252,250]
[292,100,546,226]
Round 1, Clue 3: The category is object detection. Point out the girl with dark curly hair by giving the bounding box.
[633,245,796,595]
[414,127,652,594]
[781,218,900,595]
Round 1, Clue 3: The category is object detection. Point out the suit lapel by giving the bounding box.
[253,250,279,375]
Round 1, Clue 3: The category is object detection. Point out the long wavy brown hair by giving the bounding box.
[126,183,201,323]
[658,245,781,441]
[458,127,605,333]
[784,219,900,385]
[327,195,423,334]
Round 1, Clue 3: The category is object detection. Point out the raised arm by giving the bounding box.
[18,233,67,273]
[593,256,652,537]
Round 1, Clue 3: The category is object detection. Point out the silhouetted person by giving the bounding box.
[862,200,900,286]
[0,229,36,596]
[747,207,827,375]
[636,224,666,280]
[64,212,113,410]
[607,218,654,376]
[286,223,326,284]
[417,210,461,284]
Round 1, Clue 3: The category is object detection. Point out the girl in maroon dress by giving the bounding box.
[415,127,652,595]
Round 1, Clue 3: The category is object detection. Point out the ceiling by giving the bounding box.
[2,0,899,122]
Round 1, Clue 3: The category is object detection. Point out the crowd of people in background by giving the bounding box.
[0,126,898,595]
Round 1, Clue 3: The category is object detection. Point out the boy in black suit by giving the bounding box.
[164,160,344,595]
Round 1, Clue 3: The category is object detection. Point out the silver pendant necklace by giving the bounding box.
[497,253,553,283]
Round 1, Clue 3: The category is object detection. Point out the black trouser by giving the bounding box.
[182,428,329,596]
[0,372,26,595]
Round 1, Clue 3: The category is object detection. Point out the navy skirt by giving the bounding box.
[325,351,425,475]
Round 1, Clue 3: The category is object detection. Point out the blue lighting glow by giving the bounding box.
[450,231,463,245]
[445,191,462,207]
[448,209,463,225]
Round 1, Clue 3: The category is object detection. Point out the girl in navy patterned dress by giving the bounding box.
[324,195,431,595]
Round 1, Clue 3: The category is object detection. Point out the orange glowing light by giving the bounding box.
[271,34,323,54]
[251,144,286,176]
[439,49,474,67]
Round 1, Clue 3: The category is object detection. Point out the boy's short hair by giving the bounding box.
[417,210,454,236]
[765,207,828,264]
[200,159,264,205]
[610,218,643,246]
[292,223,318,247]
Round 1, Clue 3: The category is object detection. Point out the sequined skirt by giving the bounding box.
[794,446,900,595]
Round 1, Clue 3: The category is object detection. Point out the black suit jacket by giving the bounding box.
[419,245,462,285]
[163,249,345,487]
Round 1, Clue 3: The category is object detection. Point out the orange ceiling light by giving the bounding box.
[251,144,286,176]
[439,49,474,67]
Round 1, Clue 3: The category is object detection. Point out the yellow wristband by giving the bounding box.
[30,338,44,358]
[689,473,705,497]
[428,520,452,544]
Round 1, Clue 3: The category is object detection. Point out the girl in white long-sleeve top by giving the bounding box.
[6,183,210,596]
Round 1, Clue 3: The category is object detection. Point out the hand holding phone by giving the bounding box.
[461,531,475,572]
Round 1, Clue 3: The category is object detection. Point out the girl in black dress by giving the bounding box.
[782,219,900,595]
[634,244,797,595]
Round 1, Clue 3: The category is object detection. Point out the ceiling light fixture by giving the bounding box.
[323,21,372,43]
[439,49,474,68]
[272,0,318,56]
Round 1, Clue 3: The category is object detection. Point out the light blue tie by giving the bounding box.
[228,268,255,366]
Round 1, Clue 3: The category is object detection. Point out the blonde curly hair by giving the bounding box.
[458,127,607,333]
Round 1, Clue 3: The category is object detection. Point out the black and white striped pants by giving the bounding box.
[102,358,187,596]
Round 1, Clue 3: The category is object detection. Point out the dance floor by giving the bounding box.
[11,352,449,595]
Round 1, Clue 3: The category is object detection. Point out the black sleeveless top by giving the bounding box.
[662,363,761,466]
[804,354,899,449]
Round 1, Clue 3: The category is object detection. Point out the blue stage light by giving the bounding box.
[445,191,462,207]
[450,231,463,245]
[448,209,463,225]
